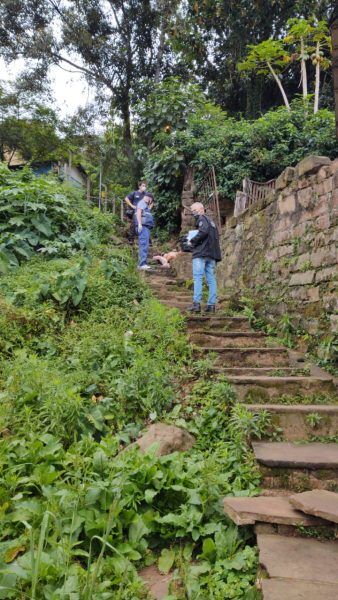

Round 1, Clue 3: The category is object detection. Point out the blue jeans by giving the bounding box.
[193,257,217,305]
[138,226,150,266]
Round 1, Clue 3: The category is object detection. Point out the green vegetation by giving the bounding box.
[0,169,264,599]
[138,82,337,231]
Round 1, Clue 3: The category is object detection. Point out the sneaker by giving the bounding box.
[138,265,152,270]
[205,305,216,313]
[187,302,201,313]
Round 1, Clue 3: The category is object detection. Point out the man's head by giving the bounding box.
[144,192,154,205]
[138,180,147,192]
[190,202,205,217]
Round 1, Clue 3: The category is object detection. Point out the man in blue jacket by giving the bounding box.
[187,202,222,313]
[124,181,147,243]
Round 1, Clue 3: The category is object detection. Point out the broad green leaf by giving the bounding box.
[158,548,175,575]
[144,489,158,504]
[129,516,149,545]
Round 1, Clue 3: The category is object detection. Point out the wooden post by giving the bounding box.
[330,6,338,139]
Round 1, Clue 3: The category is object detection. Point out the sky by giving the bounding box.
[1,57,94,117]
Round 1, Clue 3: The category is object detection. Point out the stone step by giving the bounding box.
[190,331,268,348]
[228,375,336,402]
[290,490,338,524]
[154,291,192,300]
[253,441,338,492]
[195,346,290,367]
[261,578,338,600]
[245,404,338,441]
[187,316,251,332]
[223,495,323,526]
[213,367,306,376]
[144,269,175,278]
[253,442,338,469]
[257,533,338,591]
[160,299,230,311]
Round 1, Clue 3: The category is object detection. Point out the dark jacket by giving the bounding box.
[190,214,222,262]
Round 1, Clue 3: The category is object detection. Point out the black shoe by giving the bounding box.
[187,302,201,313]
[205,305,216,313]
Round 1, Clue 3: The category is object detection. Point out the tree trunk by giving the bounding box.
[314,42,320,114]
[155,17,166,83]
[267,63,291,111]
[300,37,308,99]
[121,98,133,161]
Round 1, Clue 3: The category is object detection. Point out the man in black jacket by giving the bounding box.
[187,202,222,313]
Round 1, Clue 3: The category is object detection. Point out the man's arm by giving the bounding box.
[136,207,143,231]
[125,194,135,209]
[190,216,209,246]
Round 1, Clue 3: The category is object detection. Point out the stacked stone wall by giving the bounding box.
[218,155,338,345]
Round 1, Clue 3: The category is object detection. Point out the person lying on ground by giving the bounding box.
[153,249,182,268]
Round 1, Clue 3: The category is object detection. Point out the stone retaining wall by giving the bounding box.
[218,155,338,347]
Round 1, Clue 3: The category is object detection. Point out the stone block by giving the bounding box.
[329,157,338,175]
[316,178,333,196]
[227,216,237,228]
[330,314,338,334]
[295,252,310,271]
[289,271,315,286]
[317,165,331,181]
[307,287,320,302]
[316,266,337,283]
[316,213,330,230]
[297,186,314,208]
[278,245,294,257]
[278,194,296,214]
[311,246,337,268]
[323,293,338,311]
[297,155,331,177]
[275,167,295,190]
[311,195,329,219]
[272,229,293,245]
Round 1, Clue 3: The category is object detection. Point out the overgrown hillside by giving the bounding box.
[0,167,265,599]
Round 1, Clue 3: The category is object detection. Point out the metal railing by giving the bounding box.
[195,167,221,231]
[88,196,125,221]
[234,177,276,217]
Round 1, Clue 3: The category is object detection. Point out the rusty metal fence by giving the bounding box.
[88,196,125,220]
[234,177,276,217]
[195,167,221,231]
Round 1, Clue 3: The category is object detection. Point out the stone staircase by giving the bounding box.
[145,267,338,600]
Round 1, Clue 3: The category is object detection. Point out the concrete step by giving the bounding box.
[228,375,336,402]
[253,441,338,492]
[245,404,338,441]
[257,533,338,596]
[194,346,290,367]
[187,316,251,332]
[223,495,324,526]
[190,331,268,348]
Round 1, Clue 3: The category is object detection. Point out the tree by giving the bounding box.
[170,0,333,116]
[0,81,61,164]
[284,18,315,99]
[0,0,177,162]
[311,21,331,113]
[238,40,291,111]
